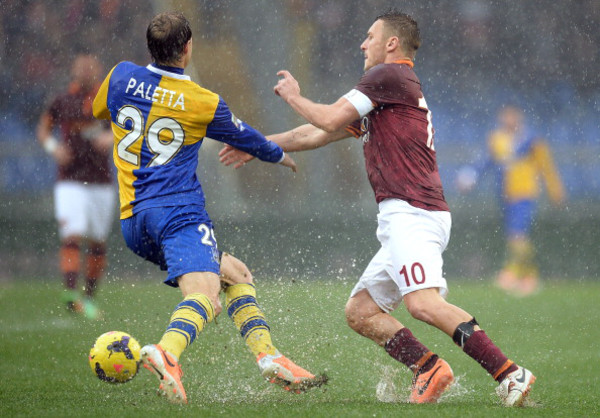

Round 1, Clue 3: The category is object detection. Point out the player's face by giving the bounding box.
[72,56,101,90]
[361,20,388,71]
[499,107,523,133]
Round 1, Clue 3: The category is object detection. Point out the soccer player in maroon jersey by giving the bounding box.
[37,54,115,320]
[220,10,536,407]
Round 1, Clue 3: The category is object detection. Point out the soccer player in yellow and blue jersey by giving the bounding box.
[93,12,323,404]
[459,106,565,296]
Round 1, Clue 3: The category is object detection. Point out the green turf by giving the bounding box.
[1,278,598,417]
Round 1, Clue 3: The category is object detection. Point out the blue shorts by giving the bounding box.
[504,200,536,237]
[121,206,221,287]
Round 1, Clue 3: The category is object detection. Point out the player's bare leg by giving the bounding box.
[220,252,327,393]
[345,289,404,346]
[346,289,453,403]
[60,236,84,314]
[403,288,474,336]
[403,288,535,406]
[219,252,254,287]
[81,239,106,320]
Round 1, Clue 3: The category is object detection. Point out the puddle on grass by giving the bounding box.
[1,317,78,332]
[375,364,472,403]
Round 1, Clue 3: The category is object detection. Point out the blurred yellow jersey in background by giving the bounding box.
[488,129,564,204]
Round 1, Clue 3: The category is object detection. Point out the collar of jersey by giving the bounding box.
[392,59,414,67]
[147,63,191,80]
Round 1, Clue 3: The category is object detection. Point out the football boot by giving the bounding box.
[257,351,327,393]
[140,344,187,404]
[409,357,454,403]
[496,366,536,407]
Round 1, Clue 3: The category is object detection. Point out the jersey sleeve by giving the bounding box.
[355,64,406,106]
[342,89,375,117]
[93,65,117,120]
[532,140,565,203]
[205,98,284,163]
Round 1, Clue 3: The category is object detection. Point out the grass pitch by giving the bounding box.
[1,277,598,417]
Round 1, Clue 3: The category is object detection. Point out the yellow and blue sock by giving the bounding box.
[226,283,276,357]
[507,238,536,278]
[158,292,215,359]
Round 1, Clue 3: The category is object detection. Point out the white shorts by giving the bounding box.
[351,199,451,313]
[54,181,116,241]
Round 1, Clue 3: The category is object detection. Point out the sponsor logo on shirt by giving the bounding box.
[359,116,370,144]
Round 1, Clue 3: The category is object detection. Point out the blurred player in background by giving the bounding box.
[93,12,324,404]
[221,10,535,407]
[457,106,565,296]
[37,54,114,320]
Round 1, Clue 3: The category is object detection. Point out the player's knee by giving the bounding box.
[220,252,254,285]
[404,298,437,324]
[344,299,366,332]
[403,289,446,324]
[88,241,106,256]
[212,297,223,317]
[61,237,81,249]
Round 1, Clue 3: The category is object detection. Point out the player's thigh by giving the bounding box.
[384,207,451,297]
[219,252,253,286]
[346,288,387,321]
[54,181,87,239]
[178,271,222,313]
[86,184,116,241]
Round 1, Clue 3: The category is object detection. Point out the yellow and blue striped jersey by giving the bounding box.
[487,128,564,203]
[93,62,283,219]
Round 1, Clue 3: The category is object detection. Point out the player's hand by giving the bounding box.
[279,152,297,173]
[274,70,300,101]
[219,144,255,169]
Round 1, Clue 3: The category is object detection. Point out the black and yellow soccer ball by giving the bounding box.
[89,331,141,383]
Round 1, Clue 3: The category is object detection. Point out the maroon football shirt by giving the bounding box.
[346,60,449,212]
[48,84,112,184]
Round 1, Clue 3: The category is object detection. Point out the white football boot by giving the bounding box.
[495,366,536,407]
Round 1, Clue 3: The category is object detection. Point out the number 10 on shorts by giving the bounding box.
[399,262,426,286]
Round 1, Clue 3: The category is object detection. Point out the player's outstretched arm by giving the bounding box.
[532,141,565,205]
[274,71,360,132]
[219,124,348,169]
[269,123,349,152]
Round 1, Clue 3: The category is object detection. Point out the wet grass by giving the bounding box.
[1,277,598,417]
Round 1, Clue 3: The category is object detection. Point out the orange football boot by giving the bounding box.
[140,344,187,404]
[409,357,454,403]
[257,351,328,393]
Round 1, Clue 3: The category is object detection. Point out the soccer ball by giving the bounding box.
[89,331,141,383]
